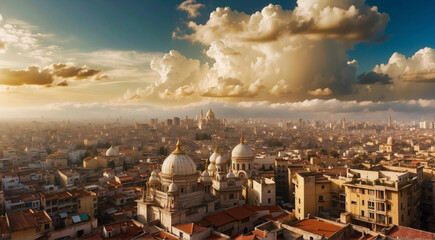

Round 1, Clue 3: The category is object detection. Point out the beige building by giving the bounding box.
[83,156,107,169]
[56,170,80,187]
[6,209,52,240]
[246,178,276,206]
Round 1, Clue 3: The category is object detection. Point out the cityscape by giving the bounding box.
[0,0,434,240]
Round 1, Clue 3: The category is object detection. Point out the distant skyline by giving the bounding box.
[0,0,433,119]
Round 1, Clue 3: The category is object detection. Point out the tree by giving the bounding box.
[195,132,212,141]
[330,151,339,158]
[108,160,115,169]
[320,149,328,155]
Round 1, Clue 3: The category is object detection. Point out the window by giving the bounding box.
[180,232,183,238]
[368,190,374,195]
[44,224,50,230]
[298,208,300,213]
[229,194,235,199]
[362,200,365,206]
[351,188,356,193]
[368,201,374,209]
[389,217,392,224]
[361,210,364,216]
[369,212,374,219]
[387,204,391,211]
[181,188,184,193]
[319,195,324,201]
[268,190,271,194]
[321,185,325,189]
[268,198,271,203]
[299,198,301,204]
[361,189,365,194]
[351,201,357,205]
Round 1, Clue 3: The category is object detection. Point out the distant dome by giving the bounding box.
[226,171,235,179]
[168,182,178,193]
[232,135,254,159]
[206,108,215,119]
[106,146,119,157]
[161,140,197,176]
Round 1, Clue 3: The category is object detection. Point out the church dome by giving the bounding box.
[168,182,178,193]
[149,170,159,183]
[226,171,235,179]
[216,155,226,165]
[161,140,197,176]
[232,135,254,159]
[201,170,211,182]
[208,162,217,172]
[209,152,219,163]
[106,146,119,157]
[206,108,215,119]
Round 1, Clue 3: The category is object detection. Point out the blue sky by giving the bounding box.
[0,0,433,119]
[0,0,432,72]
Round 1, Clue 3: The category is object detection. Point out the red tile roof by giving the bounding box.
[204,211,235,227]
[174,222,208,235]
[7,209,51,232]
[388,226,435,239]
[291,218,343,238]
[224,206,256,220]
[232,234,255,240]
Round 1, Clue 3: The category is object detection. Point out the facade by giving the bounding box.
[246,178,276,206]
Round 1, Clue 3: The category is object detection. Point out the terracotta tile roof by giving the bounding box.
[7,209,51,232]
[253,229,267,238]
[291,218,343,238]
[260,205,282,213]
[204,211,235,227]
[154,231,178,240]
[224,206,256,220]
[387,225,435,239]
[174,222,207,235]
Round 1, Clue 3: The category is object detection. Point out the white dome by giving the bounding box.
[232,143,254,159]
[209,152,219,163]
[161,140,197,176]
[201,171,212,182]
[106,146,119,157]
[168,182,178,193]
[208,162,217,172]
[387,136,394,145]
[149,170,159,182]
[226,172,235,179]
[216,155,226,165]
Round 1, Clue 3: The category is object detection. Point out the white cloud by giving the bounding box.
[177,0,205,18]
[308,88,332,96]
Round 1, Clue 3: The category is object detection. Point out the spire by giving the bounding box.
[214,145,219,153]
[240,132,245,144]
[172,138,185,154]
[205,159,209,172]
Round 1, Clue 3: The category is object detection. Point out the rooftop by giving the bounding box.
[291,218,344,238]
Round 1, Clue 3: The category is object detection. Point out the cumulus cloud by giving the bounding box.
[357,71,392,85]
[308,88,332,96]
[373,47,435,83]
[177,0,205,18]
[0,63,104,87]
[131,0,387,103]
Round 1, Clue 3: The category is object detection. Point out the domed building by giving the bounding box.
[106,146,119,157]
[137,140,218,230]
[379,136,396,153]
[198,108,226,130]
[231,134,258,180]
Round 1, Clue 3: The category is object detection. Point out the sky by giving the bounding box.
[0,0,434,120]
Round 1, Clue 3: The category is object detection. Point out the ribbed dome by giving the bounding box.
[207,162,217,172]
[168,182,178,193]
[149,170,159,182]
[106,146,119,157]
[226,171,235,179]
[161,140,197,176]
[232,143,254,159]
[201,171,211,182]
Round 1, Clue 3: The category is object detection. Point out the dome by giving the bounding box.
[161,140,197,176]
[208,162,217,172]
[216,155,226,165]
[206,108,215,119]
[168,182,178,193]
[106,146,119,157]
[149,170,159,182]
[226,171,235,179]
[201,171,211,182]
[209,146,220,163]
[232,135,254,159]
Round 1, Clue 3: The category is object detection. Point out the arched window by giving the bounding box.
[248,163,251,169]
[237,164,240,170]
[242,163,246,170]
[233,163,235,170]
